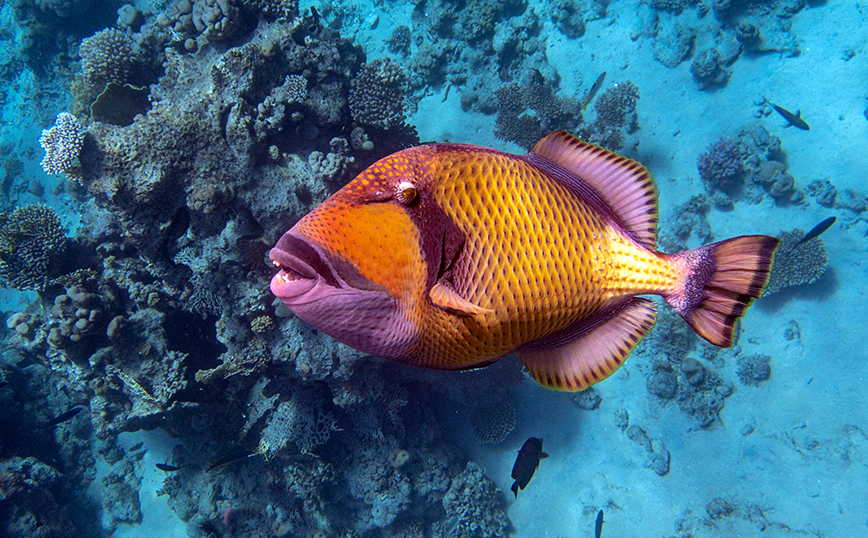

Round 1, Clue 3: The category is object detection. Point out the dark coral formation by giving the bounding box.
[737,354,772,386]
[470,397,516,444]
[698,126,800,208]
[645,354,735,429]
[349,58,407,130]
[0,205,68,291]
[698,137,744,194]
[494,71,583,150]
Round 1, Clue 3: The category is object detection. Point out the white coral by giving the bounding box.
[39,112,85,175]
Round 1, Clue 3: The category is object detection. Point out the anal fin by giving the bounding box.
[517,298,657,392]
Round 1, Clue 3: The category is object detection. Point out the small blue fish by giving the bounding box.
[595,509,604,538]
[797,216,835,245]
[771,104,810,130]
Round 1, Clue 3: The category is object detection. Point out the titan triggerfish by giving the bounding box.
[270,131,778,391]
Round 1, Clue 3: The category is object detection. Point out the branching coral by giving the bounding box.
[698,137,744,194]
[79,28,134,98]
[763,227,830,296]
[40,112,86,175]
[594,81,640,132]
[494,72,582,150]
[349,59,406,130]
[0,205,68,291]
[258,389,338,457]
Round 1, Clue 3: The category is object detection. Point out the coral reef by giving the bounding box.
[763,227,830,296]
[39,112,85,176]
[77,28,137,107]
[698,137,743,195]
[691,48,730,90]
[441,462,510,538]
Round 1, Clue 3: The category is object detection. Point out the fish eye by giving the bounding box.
[395,181,418,205]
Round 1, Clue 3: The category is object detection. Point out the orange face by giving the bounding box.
[269,148,438,360]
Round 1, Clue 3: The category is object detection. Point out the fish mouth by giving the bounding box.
[269,233,343,304]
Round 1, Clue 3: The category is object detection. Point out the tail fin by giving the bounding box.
[666,235,779,347]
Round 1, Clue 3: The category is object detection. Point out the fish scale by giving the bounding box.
[415,148,663,365]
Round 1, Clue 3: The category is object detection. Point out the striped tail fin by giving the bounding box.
[666,235,779,347]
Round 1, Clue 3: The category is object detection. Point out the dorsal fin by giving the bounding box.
[530,130,659,249]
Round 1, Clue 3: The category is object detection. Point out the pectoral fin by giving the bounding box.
[430,282,494,316]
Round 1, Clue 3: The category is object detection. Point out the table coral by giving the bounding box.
[39,112,85,176]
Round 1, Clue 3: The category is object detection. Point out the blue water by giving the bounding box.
[1,0,866,536]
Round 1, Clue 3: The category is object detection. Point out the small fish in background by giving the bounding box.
[510,437,548,498]
[38,406,83,429]
[771,103,810,130]
[206,447,259,472]
[796,216,836,245]
[155,463,185,472]
[595,509,604,538]
[582,71,607,111]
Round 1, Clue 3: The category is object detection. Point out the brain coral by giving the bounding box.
[40,112,85,175]
[0,205,67,291]
[349,59,406,130]
[470,398,516,444]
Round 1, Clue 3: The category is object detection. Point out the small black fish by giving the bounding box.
[510,437,548,498]
[797,216,836,245]
[582,72,607,111]
[156,463,183,472]
[0,381,8,389]
[771,104,810,130]
[39,406,83,429]
[595,509,604,538]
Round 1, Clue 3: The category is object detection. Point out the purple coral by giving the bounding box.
[697,137,743,194]
[40,112,85,176]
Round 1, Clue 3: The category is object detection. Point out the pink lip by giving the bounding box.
[269,266,317,301]
[268,233,346,305]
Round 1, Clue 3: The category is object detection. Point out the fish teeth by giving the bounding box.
[275,272,299,285]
